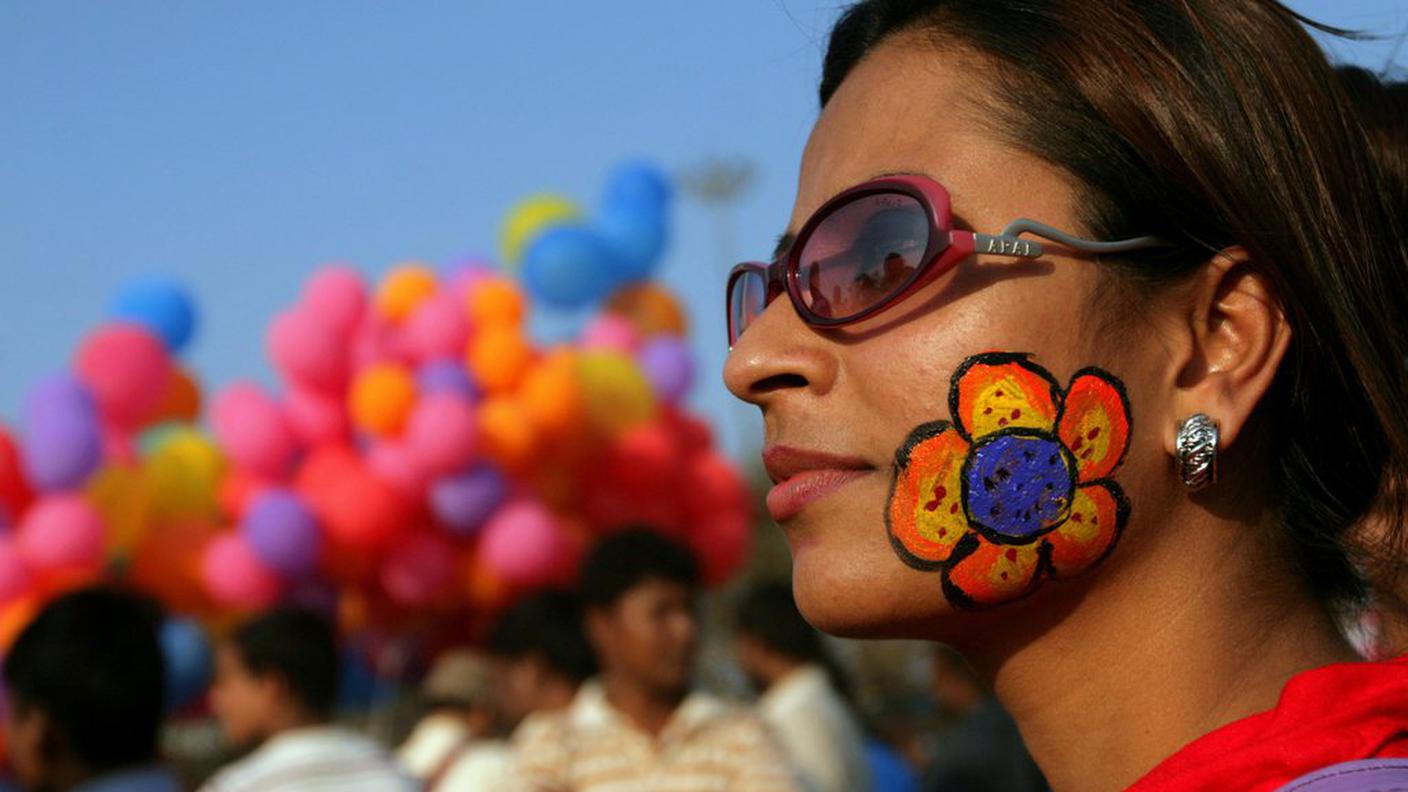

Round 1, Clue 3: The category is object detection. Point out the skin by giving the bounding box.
[209,644,324,750]
[7,705,85,792]
[494,654,580,728]
[724,36,1357,792]
[584,578,699,736]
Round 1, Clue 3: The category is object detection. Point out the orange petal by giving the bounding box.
[887,422,973,568]
[1057,369,1131,482]
[951,353,1060,442]
[1046,482,1127,578]
[943,536,1044,607]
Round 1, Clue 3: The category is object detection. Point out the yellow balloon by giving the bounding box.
[86,464,155,554]
[142,428,226,523]
[577,351,657,437]
[500,194,581,265]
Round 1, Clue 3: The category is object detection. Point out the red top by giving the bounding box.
[1127,655,1408,791]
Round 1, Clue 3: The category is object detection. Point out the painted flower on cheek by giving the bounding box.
[886,352,1132,608]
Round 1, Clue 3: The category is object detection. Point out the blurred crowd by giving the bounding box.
[0,528,1048,792]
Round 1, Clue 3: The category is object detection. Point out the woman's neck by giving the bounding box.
[964,507,1359,792]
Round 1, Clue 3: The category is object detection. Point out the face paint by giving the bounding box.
[886,352,1132,608]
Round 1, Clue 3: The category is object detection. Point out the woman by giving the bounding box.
[723,2,1408,790]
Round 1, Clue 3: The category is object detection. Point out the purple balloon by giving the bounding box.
[241,489,321,578]
[21,374,103,491]
[636,338,695,405]
[430,466,507,537]
[417,359,479,399]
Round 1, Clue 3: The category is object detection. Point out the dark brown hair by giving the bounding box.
[821,0,1408,606]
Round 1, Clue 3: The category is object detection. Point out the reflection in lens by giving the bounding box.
[729,269,767,343]
[797,193,929,320]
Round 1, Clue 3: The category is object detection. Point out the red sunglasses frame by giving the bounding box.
[726,174,1164,347]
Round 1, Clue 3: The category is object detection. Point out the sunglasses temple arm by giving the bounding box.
[999,219,1167,254]
[952,231,1045,258]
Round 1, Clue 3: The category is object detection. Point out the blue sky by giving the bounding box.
[2,1,1404,461]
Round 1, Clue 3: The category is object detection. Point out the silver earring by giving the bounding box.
[1175,414,1219,490]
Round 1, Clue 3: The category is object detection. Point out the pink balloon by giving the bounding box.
[398,294,471,364]
[211,383,297,479]
[283,387,348,447]
[301,266,366,338]
[202,533,283,609]
[0,538,31,603]
[267,308,348,395]
[366,440,430,499]
[74,323,172,429]
[16,495,104,572]
[350,313,400,371]
[478,500,570,588]
[404,394,477,476]
[102,424,138,466]
[381,533,454,606]
[579,314,641,354]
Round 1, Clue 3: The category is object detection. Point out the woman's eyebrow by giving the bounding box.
[772,232,797,261]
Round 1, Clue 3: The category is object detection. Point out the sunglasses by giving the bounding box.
[726,174,1166,347]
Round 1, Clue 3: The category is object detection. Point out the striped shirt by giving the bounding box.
[509,681,801,792]
[199,726,419,792]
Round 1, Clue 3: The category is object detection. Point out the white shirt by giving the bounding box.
[758,666,872,792]
[399,712,512,790]
[200,725,418,792]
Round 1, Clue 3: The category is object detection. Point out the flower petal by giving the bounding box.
[1045,482,1128,578]
[942,535,1044,607]
[887,422,973,569]
[951,353,1061,442]
[1057,369,1132,482]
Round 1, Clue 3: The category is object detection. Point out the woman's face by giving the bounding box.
[724,39,1177,642]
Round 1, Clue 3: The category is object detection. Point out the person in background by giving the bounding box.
[399,649,510,790]
[734,581,873,792]
[200,607,415,792]
[923,647,1045,792]
[488,590,597,732]
[3,586,179,792]
[511,528,800,791]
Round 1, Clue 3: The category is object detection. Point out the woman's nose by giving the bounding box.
[723,297,839,408]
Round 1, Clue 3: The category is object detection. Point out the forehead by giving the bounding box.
[794,38,1075,232]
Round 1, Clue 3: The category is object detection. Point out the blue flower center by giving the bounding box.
[965,433,1073,540]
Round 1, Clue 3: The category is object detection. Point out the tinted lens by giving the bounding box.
[728,267,768,345]
[795,192,931,320]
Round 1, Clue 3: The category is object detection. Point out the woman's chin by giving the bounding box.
[789,539,956,639]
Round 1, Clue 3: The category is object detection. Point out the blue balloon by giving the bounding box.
[602,161,672,214]
[522,226,618,309]
[160,619,212,712]
[596,201,667,282]
[111,277,197,353]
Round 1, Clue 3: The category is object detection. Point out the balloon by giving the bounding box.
[0,538,32,604]
[201,533,282,609]
[466,326,532,393]
[606,283,687,337]
[16,495,104,572]
[85,463,154,554]
[301,266,366,337]
[501,194,582,265]
[153,367,202,423]
[577,352,656,436]
[350,311,399,370]
[603,425,683,496]
[416,359,478,399]
[267,307,348,394]
[478,500,570,588]
[636,337,694,405]
[429,465,506,537]
[441,258,496,294]
[662,408,712,457]
[218,467,271,522]
[399,293,470,364]
[110,277,197,353]
[460,552,515,613]
[466,277,527,329]
[130,519,217,615]
[283,386,349,447]
[365,440,429,499]
[374,264,437,323]
[0,428,33,526]
[596,201,667,282]
[580,314,641,354]
[520,351,583,436]
[478,398,537,469]
[241,489,321,578]
[142,427,225,522]
[295,445,411,551]
[681,453,754,585]
[687,505,751,587]
[381,533,454,607]
[21,375,103,491]
[404,394,477,476]
[74,323,172,429]
[210,383,297,479]
[160,619,212,711]
[349,364,418,437]
[522,226,617,309]
[602,161,672,214]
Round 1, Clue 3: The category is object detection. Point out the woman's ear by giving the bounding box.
[1162,247,1292,455]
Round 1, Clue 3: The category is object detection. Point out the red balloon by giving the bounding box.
[296,445,413,553]
[74,323,172,429]
[381,532,455,607]
[0,427,34,527]
[680,453,755,586]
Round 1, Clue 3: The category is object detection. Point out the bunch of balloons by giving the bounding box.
[0,162,752,662]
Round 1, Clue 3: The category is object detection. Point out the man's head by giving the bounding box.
[3,586,166,790]
[210,608,338,748]
[734,581,829,691]
[579,529,700,697]
[420,650,500,737]
[488,590,596,726]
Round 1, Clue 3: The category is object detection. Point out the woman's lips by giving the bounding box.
[762,446,874,523]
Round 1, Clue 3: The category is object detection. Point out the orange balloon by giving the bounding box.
[154,367,202,424]
[520,349,583,436]
[466,278,526,329]
[0,595,40,653]
[606,283,688,337]
[467,327,533,393]
[460,552,515,614]
[478,397,537,470]
[349,364,418,436]
[375,264,437,323]
[129,520,218,615]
